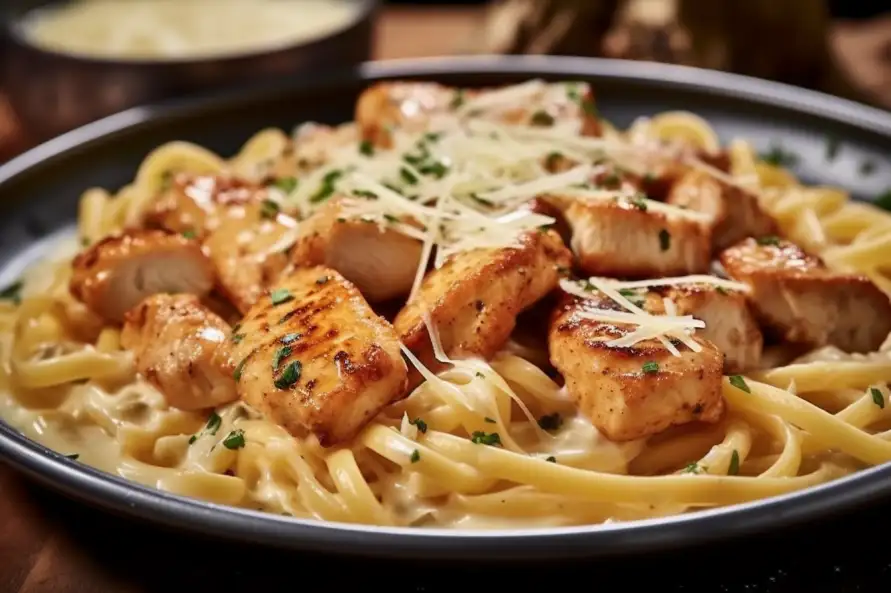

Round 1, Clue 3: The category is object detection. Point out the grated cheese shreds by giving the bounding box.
[600,275,751,293]
[559,278,705,356]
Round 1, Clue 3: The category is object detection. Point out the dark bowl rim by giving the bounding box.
[2,55,891,561]
[3,0,379,66]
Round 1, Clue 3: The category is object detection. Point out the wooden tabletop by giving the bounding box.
[4,6,891,593]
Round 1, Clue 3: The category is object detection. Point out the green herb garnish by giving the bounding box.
[530,110,555,127]
[658,229,671,251]
[537,413,563,431]
[274,361,302,389]
[729,375,750,393]
[260,199,280,219]
[728,449,740,476]
[234,359,247,382]
[206,412,222,435]
[642,361,659,374]
[359,140,374,157]
[410,449,421,463]
[223,429,245,450]
[280,333,301,345]
[0,281,23,305]
[270,288,293,305]
[470,431,502,446]
[410,417,428,434]
[756,235,781,246]
[871,387,885,409]
[272,177,298,194]
[272,346,292,371]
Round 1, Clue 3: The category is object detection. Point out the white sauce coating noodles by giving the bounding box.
[22,0,359,61]
[1,86,891,529]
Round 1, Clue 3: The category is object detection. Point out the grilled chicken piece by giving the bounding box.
[395,230,572,382]
[549,292,725,441]
[232,267,407,446]
[284,122,360,175]
[203,199,299,314]
[144,174,261,238]
[291,197,423,302]
[70,230,215,323]
[720,238,891,353]
[356,81,601,147]
[641,283,763,373]
[552,197,712,278]
[666,170,777,251]
[121,294,237,411]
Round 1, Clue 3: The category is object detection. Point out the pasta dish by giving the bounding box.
[2,79,891,530]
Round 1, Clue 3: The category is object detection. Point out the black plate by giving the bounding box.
[1,56,891,562]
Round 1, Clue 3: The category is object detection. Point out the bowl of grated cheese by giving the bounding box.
[1,0,378,140]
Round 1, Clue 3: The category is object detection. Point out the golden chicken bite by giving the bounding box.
[232,267,407,446]
[555,198,712,278]
[290,196,423,302]
[395,230,572,382]
[121,294,237,411]
[144,173,261,238]
[720,237,891,353]
[666,170,777,251]
[203,198,298,314]
[641,283,763,373]
[70,229,215,323]
[549,293,725,442]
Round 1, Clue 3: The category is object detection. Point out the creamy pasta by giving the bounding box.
[2,80,891,530]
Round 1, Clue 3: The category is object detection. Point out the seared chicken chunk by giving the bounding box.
[356,81,601,147]
[291,197,423,302]
[549,292,725,441]
[203,198,298,314]
[641,283,763,373]
[395,230,572,381]
[121,294,237,411]
[552,197,712,278]
[232,267,407,446]
[285,122,360,175]
[666,170,777,251]
[144,174,261,238]
[720,238,891,353]
[70,230,215,323]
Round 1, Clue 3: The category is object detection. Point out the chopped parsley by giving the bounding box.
[484,417,496,423]
[410,449,421,463]
[419,161,449,179]
[728,449,740,476]
[871,387,885,409]
[642,361,659,374]
[399,167,419,185]
[205,412,222,436]
[359,140,375,157]
[716,286,729,295]
[270,288,293,305]
[0,281,23,305]
[231,333,245,344]
[628,194,648,211]
[537,413,563,431]
[182,229,197,239]
[409,417,428,434]
[280,333,301,345]
[875,189,891,212]
[223,429,246,450]
[274,361,302,389]
[475,371,485,379]
[729,375,750,393]
[760,144,798,167]
[383,214,400,225]
[545,151,563,170]
[756,235,781,246]
[271,176,298,193]
[825,136,840,161]
[530,110,555,127]
[188,435,197,444]
[260,199,280,219]
[546,456,557,463]
[658,229,671,251]
[471,194,495,207]
[682,462,706,475]
[353,189,378,200]
[234,358,247,382]
[309,169,343,203]
[470,431,502,446]
[272,346,292,371]
[65,453,79,460]
[450,90,465,110]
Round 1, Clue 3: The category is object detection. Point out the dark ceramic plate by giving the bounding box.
[1,56,890,561]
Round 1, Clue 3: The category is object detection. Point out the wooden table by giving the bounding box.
[4,7,891,593]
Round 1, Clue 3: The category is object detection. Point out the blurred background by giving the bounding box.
[2,0,891,161]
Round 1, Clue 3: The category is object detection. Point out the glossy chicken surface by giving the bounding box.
[231,266,408,446]
[291,197,423,302]
[720,237,891,353]
[666,170,777,251]
[395,230,572,382]
[121,293,237,411]
[70,229,215,323]
[549,292,725,441]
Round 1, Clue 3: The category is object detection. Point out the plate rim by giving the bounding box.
[2,55,890,560]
